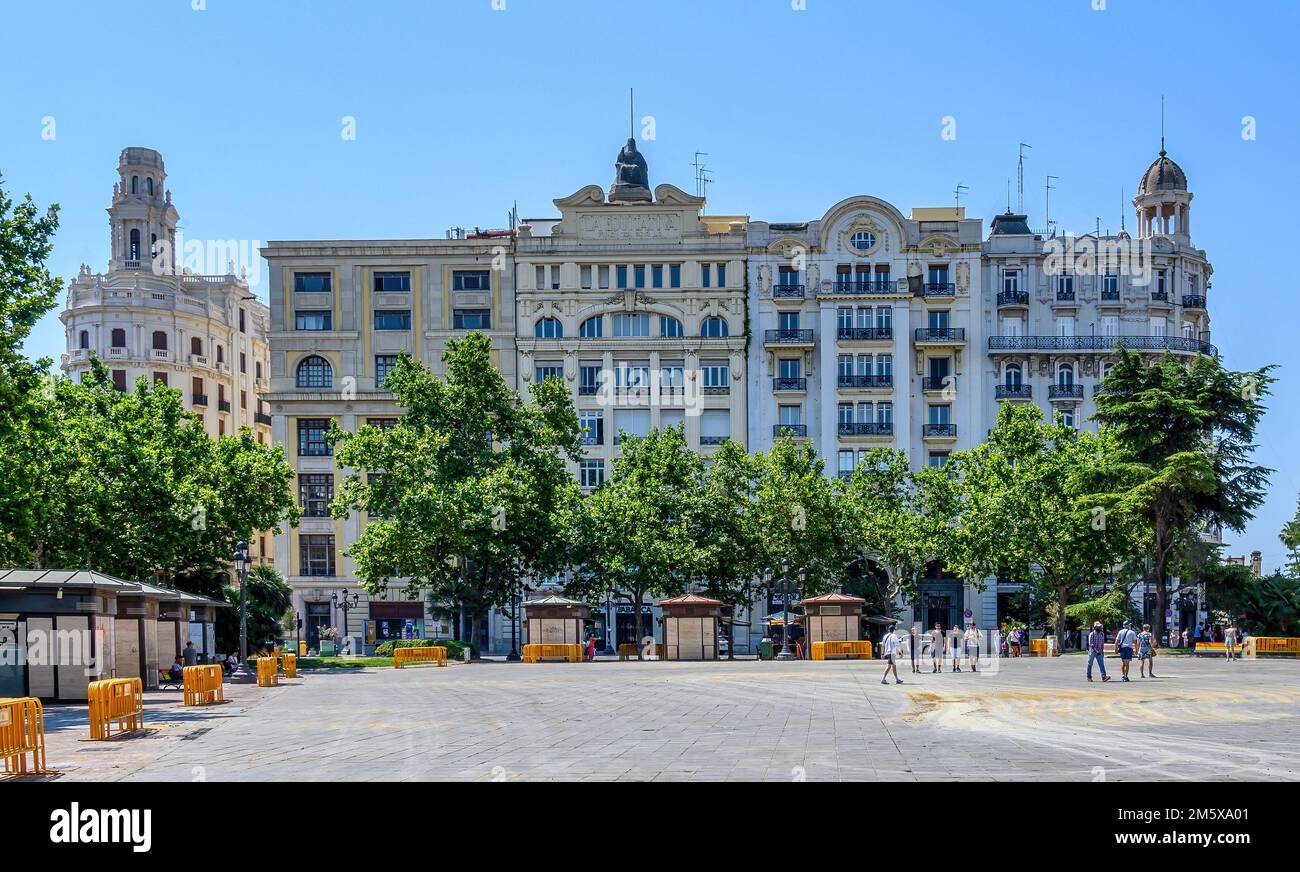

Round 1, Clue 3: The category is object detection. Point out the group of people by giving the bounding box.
[879,622,985,684]
[1086,620,1159,682]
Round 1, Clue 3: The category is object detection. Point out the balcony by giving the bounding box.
[218,399,232,413]
[764,328,815,347]
[922,423,957,440]
[189,353,208,367]
[838,422,894,438]
[772,377,807,392]
[1093,384,1110,397]
[1150,290,1171,304]
[255,411,273,426]
[1055,288,1076,303]
[772,284,805,299]
[922,376,951,393]
[996,290,1029,307]
[1100,288,1121,302]
[837,374,893,390]
[1183,294,1207,309]
[987,335,1216,355]
[702,384,731,396]
[578,384,599,396]
[107,346,128,358]
[700,435,729,446]
[923,282,956,297]
[914,327,966,345]
[1048,384,1084,401]
[994,384,1032,400]
[828,280,898,296]
[151,348,171,360]
[192,393,208,406]
[837,326,892,342]
[773,424,808,439]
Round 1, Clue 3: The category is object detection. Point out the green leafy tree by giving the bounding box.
[1279,497,1300,576]
[1094,349,1274,640]
[1063,586,1141,631]
[692,439,761,604]
[947,403,1145,641]
[568,425,701,654]
[217,565,293,653]
[751,435,841,606]
[331,335,582,655]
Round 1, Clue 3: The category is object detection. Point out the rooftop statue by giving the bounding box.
[609,137,652,202]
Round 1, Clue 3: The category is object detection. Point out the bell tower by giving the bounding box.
[107,147,180,271]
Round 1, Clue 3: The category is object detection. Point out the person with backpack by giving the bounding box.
[880,625,903,685]
[1086,621,1111,683]
[1115,620,1138,681]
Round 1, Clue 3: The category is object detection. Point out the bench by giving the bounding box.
[1193,641,1243,656]
[810,640,873,661]
[392,646,447,668]
[159,669,183,690]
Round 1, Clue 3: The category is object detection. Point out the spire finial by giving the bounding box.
[1160,94,1166,155]
[1121,187,1126,232]
[629,88,634,140]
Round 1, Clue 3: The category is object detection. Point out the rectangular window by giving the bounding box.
[837,308,852,331]
[928,452,950,468]
[153,372,167,387]
[856,401,874,423]
[838,403,854,425]
[778,405,802,426]
[778,358,800,379]
[651,264,663,289]
[535,363,563,383]
[928,404,951,425]
[661,364,684,389]
[374,310,412,331]
[293,272,331,293]
[876,307,892,330]
[1003,271,1020,293]
[240,351,247,373]
[579,364,603,394]
[375,354,398,388]
[702,364,729,388]
[239,309,246,333]
[366,417,398,430]
[701,264,711,288]
[927,310,949,330]
[579,410,604,446]
[240,390,247,409]
[613,313,650,337]
[838,450,855,475]
[373,271,411,292]
[616,265,628,289]
[716,263,727,287]
[598,265,611,289]
[299,534,336,577]
[777,312,800,331]
[1055,316,1075,337]
[452,309,491,330]
[634,265,646,289]
[298,418,332,457]
[295,310,332,331]
[452,270,491,291]
[669,264,681,289]
[838,354,853,378]
[298,473,334,518]
[876,402,893,424]
[580,265,593,289]
[580,460,605,489]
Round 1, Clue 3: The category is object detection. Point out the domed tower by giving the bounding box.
[107,147,180,271]
[1132,140,1192,243]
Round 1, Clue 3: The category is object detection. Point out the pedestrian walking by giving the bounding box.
[930,621,941,675]
[1181,627,1190,649]
[880,624,903,685]
[1115,621,1138,681]
[950,624,963,672]
[1137,624,1156,677]
[1086,621,1110,682]
[183,640,199,667]
[965,622,982,673]
[1224,622,1238,662]
[909,625,920,673]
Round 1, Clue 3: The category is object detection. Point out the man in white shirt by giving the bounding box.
[1115,620,1139,682]
[964,623,982,673]
[880,625,903,685]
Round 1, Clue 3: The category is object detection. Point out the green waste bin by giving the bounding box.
[760,638,774,661]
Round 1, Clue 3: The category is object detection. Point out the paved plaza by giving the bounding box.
[31,655,1300,782]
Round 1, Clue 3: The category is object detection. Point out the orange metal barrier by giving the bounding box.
[255,655,278,687]
[182,664,225,706]
[282,653,298,678]
[1029,639,1049,657]
[617,643,664,660]
[88,677,144,741]
[1249,637,1300,656]
[522,643,583,663]
[393,646,447,668]
[0,697,51,776]
[810,640,873,661]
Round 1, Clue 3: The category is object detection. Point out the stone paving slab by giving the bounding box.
[20,655,1300,782]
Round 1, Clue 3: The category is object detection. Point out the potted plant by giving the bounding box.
[317,626,338,656]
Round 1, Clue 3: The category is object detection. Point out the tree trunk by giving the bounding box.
[1153,514,1171,643]
[1055,585,1069,643]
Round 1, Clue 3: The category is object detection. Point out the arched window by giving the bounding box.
[1057,363,1074,387]
[534,317,563,339]
[1004,363,1022,388]
[78,330,89,349]
[152,331,168,351]
[296,355,333,389]
[190,337,203,355]
[111,328,126,348]
[579,315,603,338]
[146,178,153,196]
[131,176,138,194]
[700,316,729,338]
[659,316,683,338]
[129,229,141,261]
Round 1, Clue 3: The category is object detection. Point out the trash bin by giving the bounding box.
[1046,635,1059,656]
[298,640,307,656]
[760,637,774,661]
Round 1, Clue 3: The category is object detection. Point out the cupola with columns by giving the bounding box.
[1132,139,1192,243]
[108,147,180,271]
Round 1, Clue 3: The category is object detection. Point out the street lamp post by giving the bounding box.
[506,583,528,662]
[232,540,255,682]
[776,557,795,661]
[331,589,359,654]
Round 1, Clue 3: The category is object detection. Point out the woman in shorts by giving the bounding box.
[1137,624,1156,678]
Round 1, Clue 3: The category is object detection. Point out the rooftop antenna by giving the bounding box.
[1120,188,1126,233]
[1160,94,1166,154]
[954,183,968,209]
[629,88,635,140]
[1017,143,1032,212]
[1045,175,1059,237]
[692,151,710,198]
[508,201,518,231]
[699,167,714,201]
[1006,178,1011,213]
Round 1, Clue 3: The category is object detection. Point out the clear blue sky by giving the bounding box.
[6,0,1299,569]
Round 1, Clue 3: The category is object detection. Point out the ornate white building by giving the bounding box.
[60,147,274,563]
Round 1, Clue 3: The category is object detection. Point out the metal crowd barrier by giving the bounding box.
[392,646,447,668]
[88,677,144,740]
[0,697,51,776]
[182,664,225,706]
[282,652,298,677]
[255,655,279,687]
[810,640,873,660]
[522,643,584,663]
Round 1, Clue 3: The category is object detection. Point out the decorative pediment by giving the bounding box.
[766,236,810,258]
[653,184,705,208]
[918,235,959,257]
[553,185,606,209]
